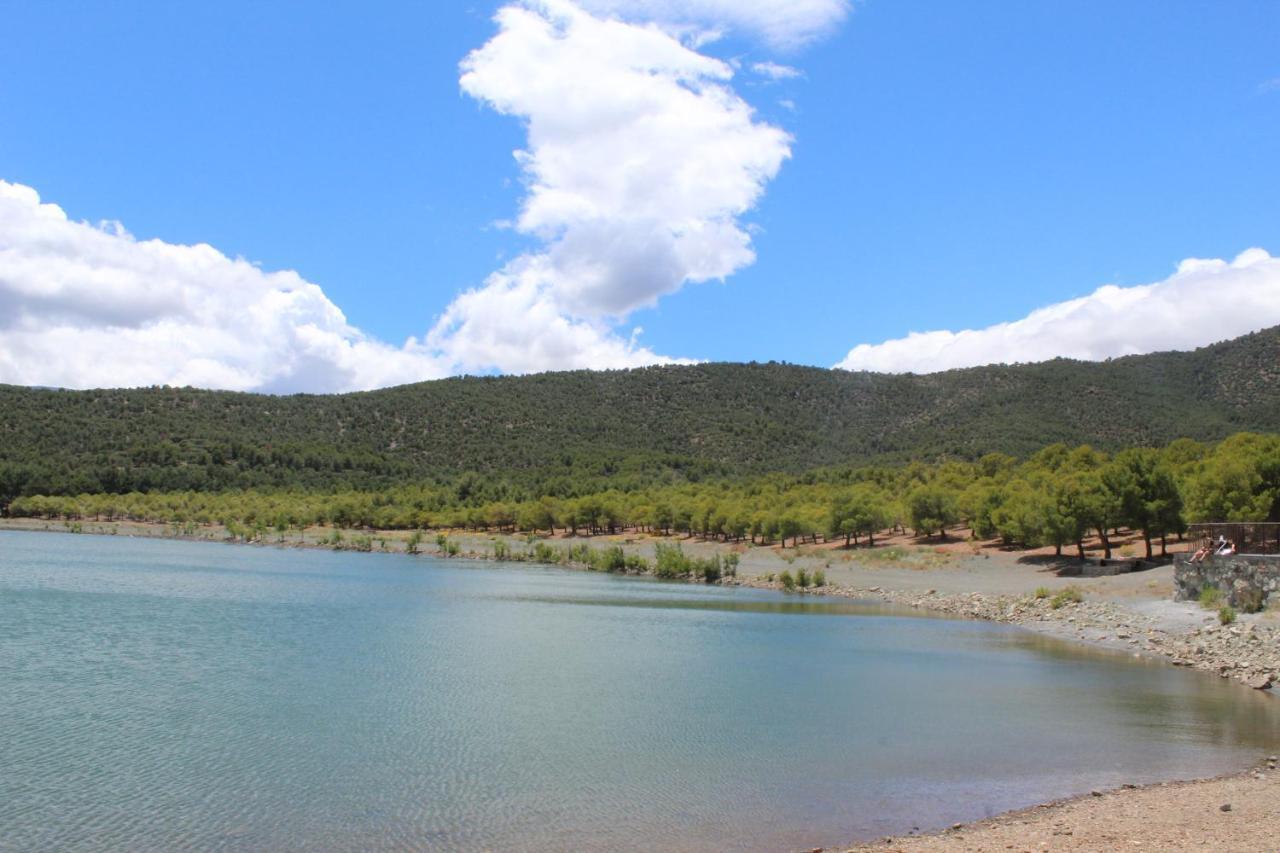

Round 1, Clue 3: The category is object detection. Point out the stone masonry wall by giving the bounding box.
[1175,555,1280,609]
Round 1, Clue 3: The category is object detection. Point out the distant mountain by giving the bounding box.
[2,327,1278,502]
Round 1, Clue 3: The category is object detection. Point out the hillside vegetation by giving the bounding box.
[1,327,1279,506]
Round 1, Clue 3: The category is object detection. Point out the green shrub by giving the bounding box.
[779,570,796,591]
[531,542,561,564]
[723,553,740,577]
[1198,586,1224,609]
[796,568,810,588]
[1050,586,1083,609]
[406,530,422,554]
[1218,604,1236,625]
[653,542,691,579]
[1034,586,1051,600]
[812,569,826,587]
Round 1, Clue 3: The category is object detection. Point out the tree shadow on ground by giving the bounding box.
[1015,553,1171,577]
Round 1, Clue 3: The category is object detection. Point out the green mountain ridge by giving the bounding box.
[2,327,1278,503]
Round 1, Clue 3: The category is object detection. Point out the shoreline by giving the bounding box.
[4,519,1279,850]
[5,517,1273,691]
[844,760,1280,852]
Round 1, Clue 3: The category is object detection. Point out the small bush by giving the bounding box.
[723,553,740,578]
[653,542,691,579]
[1034,586,1051,600]
[1218,604,1236,625]
[1198,586,1224,609]
[779,570,796,591]
[796,568,810,588]
[1050,586,1084,609]
[813,569,826,587]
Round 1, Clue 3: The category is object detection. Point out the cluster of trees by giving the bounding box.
[3,326,1278,511]
[12,433,1279,558]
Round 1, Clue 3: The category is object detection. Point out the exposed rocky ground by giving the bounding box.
[802,585,1279,693]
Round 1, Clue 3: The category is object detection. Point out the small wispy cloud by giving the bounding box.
[1258,77,1280,94]
[752,60,803,80]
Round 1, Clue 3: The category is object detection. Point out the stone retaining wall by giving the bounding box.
[1175,555,1280,609]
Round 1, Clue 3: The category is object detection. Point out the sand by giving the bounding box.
[844,764,1279,852]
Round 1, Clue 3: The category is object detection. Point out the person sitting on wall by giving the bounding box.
[1190,536,1222,563]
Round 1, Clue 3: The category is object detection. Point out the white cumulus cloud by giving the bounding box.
[0,0,828,391]
[575,0,849,49]
[0,179,449,392]
[834,249,1280,374]
[425,0,792,373]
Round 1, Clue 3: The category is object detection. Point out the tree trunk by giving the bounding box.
[1098,528,1112,560]
[1055,542,1062,557]
[1076,539,1086,560]
[868,530,875,547]
[1143,532,1153,560]
[1160,532,1167,557]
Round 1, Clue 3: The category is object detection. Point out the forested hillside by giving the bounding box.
[2,327,1278,506]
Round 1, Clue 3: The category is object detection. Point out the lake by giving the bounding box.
[2,530,1277,851]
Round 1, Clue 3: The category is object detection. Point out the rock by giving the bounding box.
[1220,803,1232,812]
[1246,673,1274,690]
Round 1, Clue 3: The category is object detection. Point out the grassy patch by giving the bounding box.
[1050,586,1084,609]
[1198,585,1224,609]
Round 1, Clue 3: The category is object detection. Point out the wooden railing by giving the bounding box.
[1187,522,1280,556]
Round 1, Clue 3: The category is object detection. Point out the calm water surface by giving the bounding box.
[2,530,1278,851]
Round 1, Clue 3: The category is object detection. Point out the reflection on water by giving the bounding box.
[2,530,1277,852]
[492,591,923,617]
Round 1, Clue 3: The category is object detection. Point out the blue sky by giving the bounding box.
[1,0,1278,391]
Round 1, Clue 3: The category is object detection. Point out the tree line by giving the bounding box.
[10,433,1279,559]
